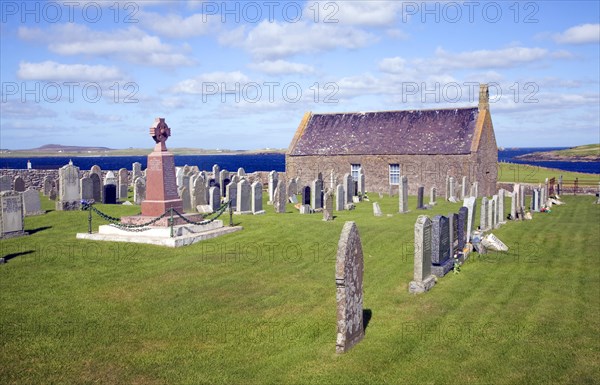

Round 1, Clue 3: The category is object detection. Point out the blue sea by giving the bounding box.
[1,148,599,174]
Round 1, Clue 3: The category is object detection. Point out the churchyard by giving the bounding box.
[1,171,598,384]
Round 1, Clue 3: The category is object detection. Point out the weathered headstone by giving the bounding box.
[43,176,53,196]
[190,175,207,209]
[56,163,81,211]
[472,181,479,198]
[287,179,297,199]
[237,167,246,177]
[22,188,44,216]
[103,184,117,204]
[236,179,252,214]
[180,186,191,212]
[463,197,476,242]
[132,162,142,183]
[445,175,450,200]
[219,170,230,197]
[212,164,220,179]
[118,168,128,199]
[431,215,453,277]
[251,181,264,214]
[226,181,238,210]
[409,216,436,294]
[0,176,12,192]
[358,171,365,196]
[372,202,382,217]
[457,207,468,251]
[416,186,425,209]
[399,176,409,213]
[480,197,489,230]
[13,176,25,192]
[90,173,102,202]
[311,178,323,210]
[461,176,467,199]
[104,171,116,186]
[209,186,221,212]
[90,165,102,180]
[531,189,540,212]
[323,190,334,221]
[510,186,518,220]
[335,221,364,354]
[519,185,526,212]
[343,173,354,204]
[498,189,506,223]
[134,177,146,205]
[448,177,456,201]
[490,195,498,229]
[268,171,278,203]
[0,191,27,238]
[274,180,286,214]
[429,187,437,206]
[336,184,345,211]
[80,176,94,200]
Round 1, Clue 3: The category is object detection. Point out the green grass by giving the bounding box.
[554,144,600,157]
[1,191,599,385]
[498,162,599,185]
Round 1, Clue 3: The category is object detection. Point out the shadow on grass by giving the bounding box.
[363,309,372,333]
[1,250,35,263]
[26,226,52,235]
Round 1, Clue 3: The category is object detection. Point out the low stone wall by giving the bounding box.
[497,182,598,196]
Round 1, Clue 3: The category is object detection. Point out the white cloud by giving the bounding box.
[171,71,250,94]
[554,24,600,44]
[71,110,122,123]
[314,1,404,26]
[0,100,58,119]
[219,20,377,60]
[18,24,194,67]
[140,11,221,38]
[249,60,315,75]
[17,61,124,82]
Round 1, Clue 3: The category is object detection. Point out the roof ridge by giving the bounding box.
[311,106,478,115]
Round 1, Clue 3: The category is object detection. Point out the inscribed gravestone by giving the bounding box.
[457,207,468,251]
[302,186,311,205]
[429,187,436,206]
[192,175,207,208]
[323,190,334,221]
[237,179,251,214]
[490,195,497,229]
[43,176,53,196]
[90,173,102,202]
[409,215,436,294]
[104,171,116,186]
[237,167,246,177]
[399,176,409,213]
[480,197,489,230]
[0,176,12,192]
[22,188,43,216]
[336,184,345,211]
[461,176,467,199]
[335,221,364,353]
[103,184,117,204]
[311,178,323,210]
[445,176,450,200]
[118,168,128,199]
[132,162,142,183]
[448,177,456,201]
[134,177,146,205]
[181,186,191,212]
[273,180,286,214]
[372,202,382,217]
[431,215,453,277]
[251,181,264,214]
[56,163,80,211]
[226,181,238,209]
[209,186,221,212]
[416,186,425,209]
[13,176,25,192]
[358,172,365,195]
[463,197,476,242]
[1,191,27,238]
[268,171,278,203]
[90,165,102,180]
[80,176,94,200]
[343,173,354,204]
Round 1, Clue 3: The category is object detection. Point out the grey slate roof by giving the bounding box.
[289,107,479,156]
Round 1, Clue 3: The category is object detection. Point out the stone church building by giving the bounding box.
[286,84,498,197]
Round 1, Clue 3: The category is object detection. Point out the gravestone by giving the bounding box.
[445,176,450,200]
[176,167,184,189]
[472,181,479,198]
[335,221,364,354]
[490,195,498,229]
[236,179,252,214]
[457,207,468,251]
[191,175,207,208]
[431,215,453,277]
[461,176,467,199]
[134,177,146,205]
[448,177,456,201]
[287,179,297,199]
[531,189,540,212]
[212,164,220,179]
[13,176,25,192]
[104,171,116,186]
[103,184,117,204]
[226,181,238,210]
[358,172,365,195]
[399,176,409,213]
[268,171,278,203]
[416,186,425,209]
[372,202,382,217]
[273,180,286,214]
[180,187,191,212]
[480,197,489,230]
[311,178,323,210]
[336,184,345,211]
[302,186,311,205]
[251,181,264,214]
[49,187,57,201]
[90,165,102,180]
[463,197,477,242]
[519,185,526,212]
[498,189,506,223]
[323,190,334,221]
[0,191,27,238]
[429,187,436,206]
[511,184,519,220]
[118,168,128,199]
[132,162,143,183]
[209,186,221,212]
[56,163,81,211]
[409,216,436,294]
[343,173,354,204]
[237,167,246,177]
[90,173,102,202]
[43,176,53,196]
[219,170,230,196]
[299,204,312,214]
[0,176,12,192]
[80,176,94,200]
[448,213,458,258]
[540,187,546,209]
[22,188,44,216]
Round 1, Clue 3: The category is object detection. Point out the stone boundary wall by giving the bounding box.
[497,182,598,196]
[0,169,284,191]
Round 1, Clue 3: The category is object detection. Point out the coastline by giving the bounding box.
[0,148,287,158]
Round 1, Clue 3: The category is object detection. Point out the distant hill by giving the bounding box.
[4,144,114,153]
[515,144,600,162]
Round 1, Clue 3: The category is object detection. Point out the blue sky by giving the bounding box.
[1,0,598,150]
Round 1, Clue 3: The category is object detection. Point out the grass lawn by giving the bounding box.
[1,191,599,385]
[497,162,599,185]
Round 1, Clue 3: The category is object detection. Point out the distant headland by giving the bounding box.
[515,144,600,162]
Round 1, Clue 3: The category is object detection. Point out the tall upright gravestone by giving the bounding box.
[409,216,436,294]
[399,176,409,213]
[140,118,183,216]
[22,188,44,216]
[335,221,364,353]
[431,215,452,277]
[56,163,80,211]
[273,179,286,214]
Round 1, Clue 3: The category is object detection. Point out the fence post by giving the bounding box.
[88,205,92,234]
[169,208,174,238]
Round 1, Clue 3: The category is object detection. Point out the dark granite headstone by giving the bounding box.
[416,186,425,209]
[457,207,468,251]
[302,186,311,205]
[431,215,450,265]
[103,184,117,204]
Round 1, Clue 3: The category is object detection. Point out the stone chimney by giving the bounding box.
[478,83,489,111]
